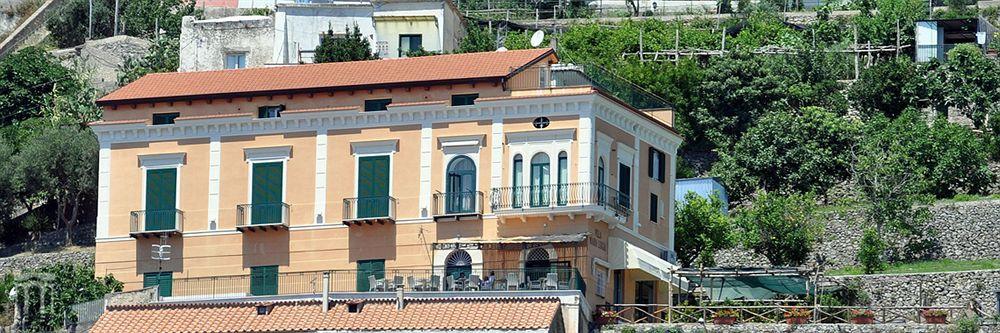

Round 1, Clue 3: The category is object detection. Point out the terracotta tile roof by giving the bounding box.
[89,297,561,333]
[97,48,556,106]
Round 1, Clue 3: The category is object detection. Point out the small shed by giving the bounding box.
[675,177,728,214]
[915,17,997,62]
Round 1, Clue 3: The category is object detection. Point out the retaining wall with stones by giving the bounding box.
[0,249,94,275]
[715,199,1000,269]
[830,269,1000,314]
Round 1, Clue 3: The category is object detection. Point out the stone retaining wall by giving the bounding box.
[0,249,94,275]
[830,269,1000,314]
[716,199,1000,269]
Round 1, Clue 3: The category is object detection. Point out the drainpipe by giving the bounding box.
[322,272,330,313]
[396,286,405,311]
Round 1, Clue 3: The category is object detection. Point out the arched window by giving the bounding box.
[512,154,523,208]
[557,152,568,205]
[445,250,473,279]
[445,156,476,213]
[529,153,550,207]
[525,248,552,281]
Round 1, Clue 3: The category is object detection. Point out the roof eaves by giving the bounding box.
[96,76,506,107]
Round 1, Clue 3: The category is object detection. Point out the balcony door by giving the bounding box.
[357,156,390,218]
[145,168,177,231]
[618,163,631,209]
[529,153,550,207]
[251,162,283,225]
[445,157,476,214]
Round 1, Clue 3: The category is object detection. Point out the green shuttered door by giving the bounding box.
[251,162,283,225]
[356,259,385,291]
[145,168,177,231]
[357,156,390,218]
[250,266,279,296]
[143,272,173,297]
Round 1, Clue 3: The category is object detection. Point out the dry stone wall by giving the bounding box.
[715,200,1000,269]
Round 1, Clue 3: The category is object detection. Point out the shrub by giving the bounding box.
[951,316,980,333]
[674,192,733,268]
[314,24,378,63]
[848,309,874,318]
[858,228,887,274]
[783,308,812,318]
[713,309,740,318]
[735,192,822,267]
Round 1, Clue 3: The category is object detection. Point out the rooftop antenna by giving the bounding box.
[530,30,545,48]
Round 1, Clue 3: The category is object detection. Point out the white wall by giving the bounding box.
[915,21,939,62]
[273,4,377,63]
[179,15,275,71]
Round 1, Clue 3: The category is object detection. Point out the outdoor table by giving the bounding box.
[414,278,430,291]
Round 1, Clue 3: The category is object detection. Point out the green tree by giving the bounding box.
[121,0,199,39]
[853,0,926,45]
[736,192,822,267]
[0,47,82,126]
[713,107,857,201]
[674,192,733,268]
[314,25,378,63]
[46,0,115,48]
[19,263,122,331]
[458,24,495,53]
[943,44,1000,131]
[118,37,180,86]
[853,113,935,261]
[857,227,887,274]
[14,126,97,245]
[848,57,926,119]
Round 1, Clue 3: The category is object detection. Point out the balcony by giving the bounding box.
[342,196,397,226]
[432,191,484,221]
[236,203,290,232]
[490,182,631,222]
[166,267,586,299]
[129,209,184,238]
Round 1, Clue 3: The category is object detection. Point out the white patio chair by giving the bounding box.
[529,276,542,290]
[545,273,558,290]
[507,272,519,290]
[430,275,441,291]
[368,275,378,292]
[393,276,404,290]
[446,275,457,291]
[466,275,481,291]
[407,276,418,291]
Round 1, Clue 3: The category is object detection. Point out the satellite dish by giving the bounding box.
[530,30,545,48]
[497,46,508,52]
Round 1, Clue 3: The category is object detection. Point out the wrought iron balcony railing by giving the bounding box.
[167,267,585,299]
[342,196,397,225]
[490,182,631,218]
[236,203,290,232]
[432,191,484,220]
[129,209,184,238]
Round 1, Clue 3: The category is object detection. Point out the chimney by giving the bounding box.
[395,286,405,311]
[322,272,330,313]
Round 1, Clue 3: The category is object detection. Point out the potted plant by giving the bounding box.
[783,308,812,325]
[712,309,740,325]
[848,309,875,324]
[594,309,617,326]
[921,309,948,324]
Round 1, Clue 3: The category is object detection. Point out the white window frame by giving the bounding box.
[243,146,292,209]
[138,153,185,213]
[350,140,399,199]
[439,135,484,192]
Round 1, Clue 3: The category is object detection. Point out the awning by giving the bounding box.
[608,237,689,291]
[683,275,809,301]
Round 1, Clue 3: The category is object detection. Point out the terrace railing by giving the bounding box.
[595,304,970,325]
[168,267,586,299]
[236,203,290,229]
[432,191,484,218]
[129,209,184,236]
[490,182,630,218]
[342,196,397,224]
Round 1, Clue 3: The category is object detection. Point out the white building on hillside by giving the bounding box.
[179,0,464,71]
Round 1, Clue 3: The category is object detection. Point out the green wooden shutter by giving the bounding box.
[145,169,177,231]
[357,156,390,218]
[251,162,283,225]
[250,266,278,296]
[143,272,172,297]
[355,259,385,291]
